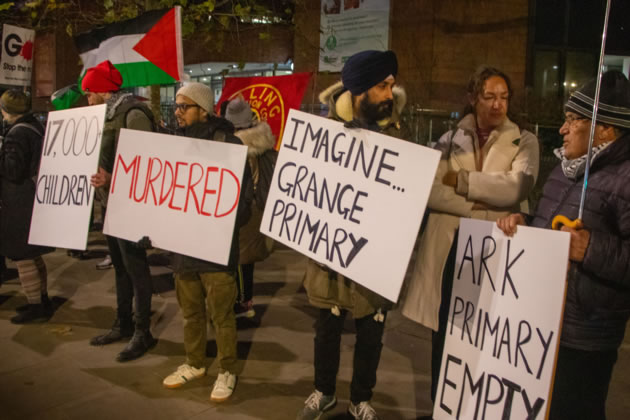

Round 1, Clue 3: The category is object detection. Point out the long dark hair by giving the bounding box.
[462,65,513,118]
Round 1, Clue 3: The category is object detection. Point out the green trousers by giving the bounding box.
[175,271,238,373]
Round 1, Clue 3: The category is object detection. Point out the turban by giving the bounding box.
[341,50,398,95]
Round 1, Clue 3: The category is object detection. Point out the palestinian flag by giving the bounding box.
[75,7,183,90]
[51,84,81,110]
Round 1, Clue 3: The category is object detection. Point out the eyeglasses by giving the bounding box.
[174,103,199,112]
[563,114,588,127]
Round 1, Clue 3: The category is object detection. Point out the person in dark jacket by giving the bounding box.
[0,89,52,324]
[297,50,405,420]
[85,60,158,362]
[224,97,276,319]
[161,82,253,403]
[497,70,630,420]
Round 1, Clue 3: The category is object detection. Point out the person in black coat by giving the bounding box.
[0,89,52,323]
[497,70,630,420]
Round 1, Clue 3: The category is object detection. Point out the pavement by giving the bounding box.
[0,231,629,420]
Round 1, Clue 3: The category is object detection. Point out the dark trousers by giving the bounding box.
[549,345,617,420]
[238,263,254,302]
[106,235,153,331]
[431,234,459,402]
[314,308,386,404]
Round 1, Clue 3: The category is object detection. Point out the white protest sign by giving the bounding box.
[103,129,247,265]
[435,219,570,420]
[28,104,106,250]
[261,109,440,302]
[0,24,35,86]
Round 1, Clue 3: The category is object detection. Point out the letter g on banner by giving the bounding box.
[4,33,22,57]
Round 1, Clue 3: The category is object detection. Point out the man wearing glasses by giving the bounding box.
[497,70,630,419]
[162,82,253,404]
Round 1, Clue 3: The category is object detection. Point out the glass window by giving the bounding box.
[564,51,597,97]
[534,0,565,46]
[568,0,605,49]
[533,50,561,98]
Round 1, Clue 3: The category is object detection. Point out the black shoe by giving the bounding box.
[90,318,134,346]
[16,293,52,313]
[116,329,157,362]
[10,304,51,324]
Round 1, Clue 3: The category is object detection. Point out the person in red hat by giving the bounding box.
[84,60,158,362]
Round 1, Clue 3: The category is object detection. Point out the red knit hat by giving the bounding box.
[81,60,123,93]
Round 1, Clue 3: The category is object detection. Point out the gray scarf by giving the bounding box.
[554,141,612,180]
[105,91,134,119]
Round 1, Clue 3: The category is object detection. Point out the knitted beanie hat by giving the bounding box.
[81,60,123,93]
[566,70,630,129]
[225,97,254,129]
[341,50,398,95]
[176,82,214,114]
[0,89,29,115]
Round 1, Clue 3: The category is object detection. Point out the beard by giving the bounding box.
[359,95,394,123]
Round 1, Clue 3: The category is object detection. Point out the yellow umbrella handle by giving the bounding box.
[552,215,583,230]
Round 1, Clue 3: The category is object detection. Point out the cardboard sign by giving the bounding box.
[0,24,35,86]
[260,109,440,301]
[29,104,106,250]
[435,219,570,420]
[103,129,247,265]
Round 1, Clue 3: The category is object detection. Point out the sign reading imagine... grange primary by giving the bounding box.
[261,109,440,302]
[435,219,570,420]
[29,104,106,250]
[103,129,247,265]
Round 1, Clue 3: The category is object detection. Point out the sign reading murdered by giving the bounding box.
[103,129,247,265]
[29,104,106,250]
[261,109,440,302]
[435,219,570,420]
[0,24,35,86]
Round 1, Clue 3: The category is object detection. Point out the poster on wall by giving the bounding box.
[434,219,570,420]
[0,24,35,86]
[319,0,390,72]
[260,109,440,302]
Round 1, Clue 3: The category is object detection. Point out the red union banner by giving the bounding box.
[216,73,311,149]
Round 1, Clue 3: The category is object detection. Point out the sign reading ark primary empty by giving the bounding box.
[435,219,569,420]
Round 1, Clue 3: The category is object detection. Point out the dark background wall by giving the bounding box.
[294,0,529,115]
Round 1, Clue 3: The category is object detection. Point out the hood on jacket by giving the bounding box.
[235,121,275,157]
[318,81,407,129]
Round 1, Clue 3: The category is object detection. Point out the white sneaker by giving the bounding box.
[210,371,237,402]
[348,401,379,420]
[163,364,206,389]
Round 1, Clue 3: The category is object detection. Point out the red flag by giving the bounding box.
[216,73,311,149]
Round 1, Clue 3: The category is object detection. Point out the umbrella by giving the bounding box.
[552,0,612,230]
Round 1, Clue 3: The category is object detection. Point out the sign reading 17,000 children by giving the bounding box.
[435,219,570,420]
[261,109,440,302]
[29,104,106,250]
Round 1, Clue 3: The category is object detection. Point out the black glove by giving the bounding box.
[344,118,368,129]
[136,236,153,249]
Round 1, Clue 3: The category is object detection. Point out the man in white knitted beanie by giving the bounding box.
[174,82,215,128]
